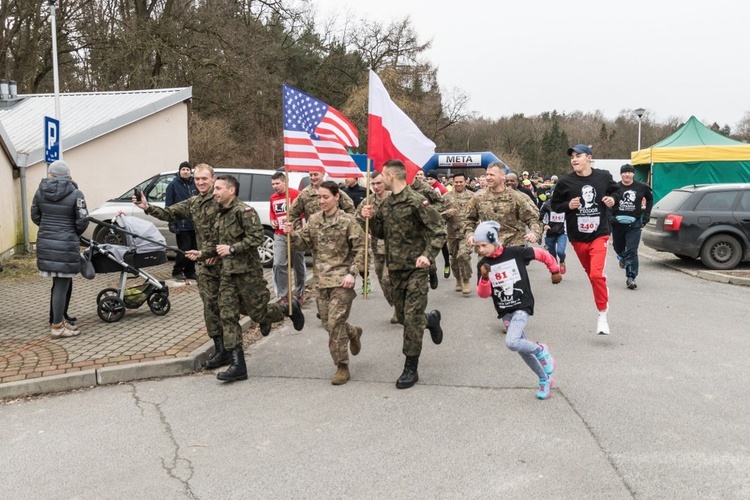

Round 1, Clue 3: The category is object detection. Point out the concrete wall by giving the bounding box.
[1,103,189,255]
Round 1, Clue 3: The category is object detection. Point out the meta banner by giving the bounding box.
[438,154,482,167]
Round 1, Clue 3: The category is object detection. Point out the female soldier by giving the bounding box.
[285,181,366,385]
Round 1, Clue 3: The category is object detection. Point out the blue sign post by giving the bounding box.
[44,116,60,164]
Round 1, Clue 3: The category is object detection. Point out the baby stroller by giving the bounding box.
[84,215,177,323]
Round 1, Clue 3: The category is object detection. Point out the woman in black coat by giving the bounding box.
[31,160,89,338]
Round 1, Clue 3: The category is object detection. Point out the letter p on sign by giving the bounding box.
[44,116,60,164]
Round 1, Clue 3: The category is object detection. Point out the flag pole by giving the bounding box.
[363,159,372,299]
[285,167,293,316]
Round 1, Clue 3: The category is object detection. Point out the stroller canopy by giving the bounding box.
[115,214,167,253]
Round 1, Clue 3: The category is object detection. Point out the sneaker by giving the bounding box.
[362,278,372,295]
[185,272,199,281]
[500,320,509,335]
[535,343,556,376]
[443,266,451,278]
[626,278,637,290]
[50,322,80,339]
[559,262,566,275]
[294,293,304,306]
[429,271,438,290]
[536,376,554,400]
[171,272,186,281]
[618,255,625,269]
[597,314,610,335]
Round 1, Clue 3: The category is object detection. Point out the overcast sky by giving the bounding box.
[312,0,749,129]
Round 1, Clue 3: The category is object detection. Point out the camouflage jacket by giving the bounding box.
[214,197,264,275]
[287,184,356,229]
[464,187,543,246]
[290,209,366,289]
[145,190,220,259]
[411,178,447,215]
[370,186,446,271]
[443,189,475,238]
[356,192,390,255]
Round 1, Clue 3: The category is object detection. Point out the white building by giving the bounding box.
[0,87,192,257]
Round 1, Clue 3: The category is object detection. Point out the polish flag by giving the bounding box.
[368,69,436,183]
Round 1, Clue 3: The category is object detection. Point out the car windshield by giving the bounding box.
[653,190,692,211]
[113,174,176,202]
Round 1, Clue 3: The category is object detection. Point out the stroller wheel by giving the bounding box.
[98,296,126,323]
[96,287,119,304]
[147,293,171,316]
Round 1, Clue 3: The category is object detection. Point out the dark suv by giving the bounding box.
[642,183,750,270]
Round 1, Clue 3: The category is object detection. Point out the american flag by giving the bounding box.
[282,84,362,178]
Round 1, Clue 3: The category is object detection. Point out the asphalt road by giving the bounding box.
[2,248,749,499]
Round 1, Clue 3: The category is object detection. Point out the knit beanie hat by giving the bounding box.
[474,220,501,244]
[48,160,71,178]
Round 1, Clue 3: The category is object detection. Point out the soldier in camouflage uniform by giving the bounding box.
[464,162,543,247]
[286,181,366,385]
[212,175,305,382]
[288,170,356,316]
[443,172,475,294]
[361,160,446,390]
[410,172,447,290]
[356,171,395,323]
[134,164,230,370]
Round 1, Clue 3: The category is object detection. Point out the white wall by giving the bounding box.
[2,103,189,253]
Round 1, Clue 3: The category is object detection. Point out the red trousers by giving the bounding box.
[571,235,610,312]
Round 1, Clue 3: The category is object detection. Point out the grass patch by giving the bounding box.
[0,253,40,283]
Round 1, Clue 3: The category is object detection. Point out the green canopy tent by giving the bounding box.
[631,116,750,202]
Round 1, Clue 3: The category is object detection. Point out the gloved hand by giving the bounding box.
[551,272,562,284]
[480,263,491,280]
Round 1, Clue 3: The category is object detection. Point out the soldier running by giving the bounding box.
[360,160,446,390]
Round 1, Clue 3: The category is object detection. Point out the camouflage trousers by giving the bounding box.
[389,268,428,357]
[197,263,223,340]
[372,254,393,306]
[219,270,286,350]
[318,287,358,366]
[448,237,473,282]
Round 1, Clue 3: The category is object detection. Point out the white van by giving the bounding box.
[83,168,309,268]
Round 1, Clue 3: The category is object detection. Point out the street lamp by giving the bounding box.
[48,0,62,158]
[634,108,646,151]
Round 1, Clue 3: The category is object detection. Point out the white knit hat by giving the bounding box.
[474,221,501,244]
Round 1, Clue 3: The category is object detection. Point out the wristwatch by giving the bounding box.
[229,245,235,254]
[347,270,356,277]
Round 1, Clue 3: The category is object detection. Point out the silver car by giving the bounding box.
[84,168,310,268]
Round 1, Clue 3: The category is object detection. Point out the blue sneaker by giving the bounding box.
[536,343,555,376]
[617,255,625,269]
[537,376,554,400]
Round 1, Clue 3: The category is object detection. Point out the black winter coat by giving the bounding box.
[31,178,89,274]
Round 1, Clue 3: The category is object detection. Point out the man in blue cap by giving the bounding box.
[550,144,621,335]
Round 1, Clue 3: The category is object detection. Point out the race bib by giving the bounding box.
[550,211,565,223]
[578,216,599,233]
[488,260,522,287]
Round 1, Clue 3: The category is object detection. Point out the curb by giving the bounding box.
[641,253,750,286]
[0,316,252,400]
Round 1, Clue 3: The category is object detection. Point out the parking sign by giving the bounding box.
[44,116,60,163]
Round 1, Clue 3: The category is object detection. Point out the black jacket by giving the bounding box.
[31,178,89,274]
[166,176,198,231]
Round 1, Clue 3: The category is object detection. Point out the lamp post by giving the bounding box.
[48,0,62,158]
[634,108,646,151]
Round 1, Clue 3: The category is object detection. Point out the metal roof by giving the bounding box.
[0,87,192,167]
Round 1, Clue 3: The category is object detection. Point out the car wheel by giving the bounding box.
[94,225,124,245]
[673,253,695,261]
[259,228,274,269]
[700,234,742,270]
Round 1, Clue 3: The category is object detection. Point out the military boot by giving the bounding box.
[396,355,419,389]
[204,336,232,369]
[216,347,248,382]
[331,364,350,385]
[454,277,463,292]
[288,298,305,331]
[425,309,443,345]
[350,326,363,356]
[462,280,471,295]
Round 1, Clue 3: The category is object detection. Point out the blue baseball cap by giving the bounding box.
[567,144,593,156]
